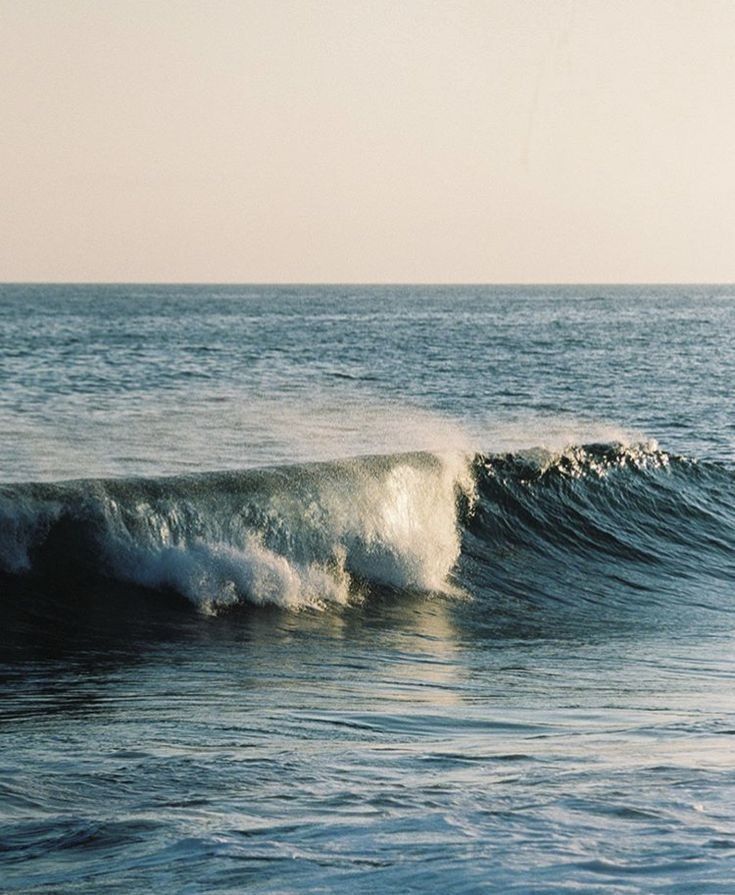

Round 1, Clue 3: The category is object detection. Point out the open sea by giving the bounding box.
[1,283,735,894]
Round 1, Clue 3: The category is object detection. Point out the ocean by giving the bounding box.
[1,284,734,894]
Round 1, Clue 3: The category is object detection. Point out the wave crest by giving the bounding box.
[480,440,676,483]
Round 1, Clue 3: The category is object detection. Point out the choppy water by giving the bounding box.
[2,284,735,893]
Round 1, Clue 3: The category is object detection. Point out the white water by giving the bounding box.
[0,451,476,611]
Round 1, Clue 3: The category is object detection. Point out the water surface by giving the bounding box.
[1,284,734,893]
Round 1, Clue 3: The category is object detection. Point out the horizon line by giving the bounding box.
[2,281,735,288]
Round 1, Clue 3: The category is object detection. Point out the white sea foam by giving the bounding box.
[123,536,354,613]
[103,452,474,610]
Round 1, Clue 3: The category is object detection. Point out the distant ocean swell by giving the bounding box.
[2,443,734,615]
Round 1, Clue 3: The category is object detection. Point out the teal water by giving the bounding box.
[1,285,735,893]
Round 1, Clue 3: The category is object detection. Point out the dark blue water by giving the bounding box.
[2,285,735,893]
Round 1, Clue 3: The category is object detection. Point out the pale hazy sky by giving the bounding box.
[2,0,734,282]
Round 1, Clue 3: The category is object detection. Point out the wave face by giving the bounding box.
[2,442,735,618]
[464,442,735,629]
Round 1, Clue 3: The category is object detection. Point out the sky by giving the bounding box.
[2,0,734,283]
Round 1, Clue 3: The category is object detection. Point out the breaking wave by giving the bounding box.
[1,442,734,616]
[0,451,475,612]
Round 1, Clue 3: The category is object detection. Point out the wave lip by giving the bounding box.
[0,451,476,612]
[480,439,676,482]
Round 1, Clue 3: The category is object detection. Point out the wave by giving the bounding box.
[1,442,734,616]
